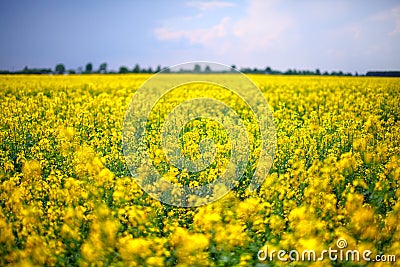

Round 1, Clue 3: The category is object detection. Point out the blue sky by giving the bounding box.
[0,0,399,73]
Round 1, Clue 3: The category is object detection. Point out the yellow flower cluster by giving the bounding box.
[0,74,399,266]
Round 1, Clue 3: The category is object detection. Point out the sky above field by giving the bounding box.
[0,0,399,73]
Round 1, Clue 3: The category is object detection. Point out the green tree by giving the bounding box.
[99,62,107,74]
[204,65,211,73]
[133,64,140,73]
[55,64,66,74]
[193,64,201,73]
[85,63,93,74]
[119,66,129,74]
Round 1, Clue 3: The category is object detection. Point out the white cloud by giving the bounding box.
[393,6,400,35]
[369,5,400,36]
[387,6,400,36]
[154,0,400,72]
[154,17,231,46]
[320,4,400,71]
[392,6,400,35]
[232,0,293,51]
[154,0,293,60]
[186,1,236,11]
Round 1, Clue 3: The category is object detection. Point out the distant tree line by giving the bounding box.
[0,62,163,75]
[0,62,398,76]
[237,65,355,76]
[366,71,400,77]
[0,66,53,74]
